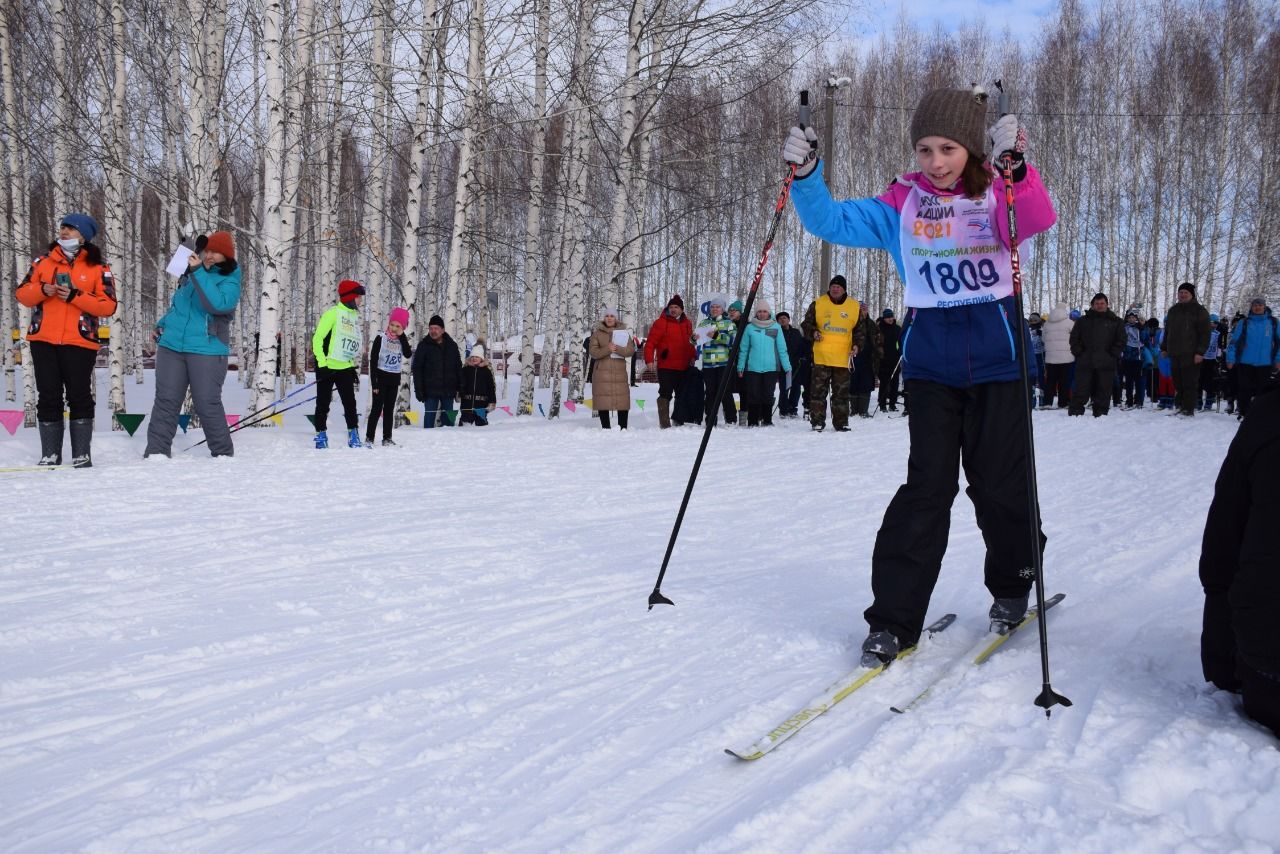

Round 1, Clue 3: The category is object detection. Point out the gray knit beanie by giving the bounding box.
[910,85,990,159]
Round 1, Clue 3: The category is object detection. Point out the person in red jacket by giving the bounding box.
[643,295,696,428]
[15,213,118,467]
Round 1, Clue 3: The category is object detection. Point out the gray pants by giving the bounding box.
[146,347,232,457]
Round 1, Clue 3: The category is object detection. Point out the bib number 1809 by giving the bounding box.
[917,258,1000,295]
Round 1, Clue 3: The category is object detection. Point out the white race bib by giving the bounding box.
[900,184,1015,309]
[377,335,403,372]
[333,312,361,360]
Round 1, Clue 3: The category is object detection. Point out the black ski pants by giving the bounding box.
[1042,362,1072,408]
[315,366,358,432]
[878,359,900,409]
[1170,354,1200,414]
[1120,360,1143,406]
[867,379,1044,646]
[366,371,401,441]
[30,341,96,422]
[1069,366,1115,416]
[1236,364,1273,419]
[701,365,737,425]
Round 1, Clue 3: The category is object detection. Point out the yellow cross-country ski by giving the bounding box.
[725,613,956,761]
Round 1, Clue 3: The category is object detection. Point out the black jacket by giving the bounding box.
[459,363,496,409]
[411,332,461,399]
[780,325,809,364]
[1069,308,1125,370]
[1200,376,1280,687]
[877,319,901,367]
[1164,300,1211,357]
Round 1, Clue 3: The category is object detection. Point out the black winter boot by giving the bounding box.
[69,418,93,468]
[989,594,1030,634]
[860,630,900,668]
[38,420,64,466]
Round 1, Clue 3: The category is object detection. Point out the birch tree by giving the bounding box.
[396,0,441,417]
[444,0,486,336]
[558,0,597,407]
[104,0,128,424]
[517,0,549,416]
[0,1,33,423]
[251,0,289,412]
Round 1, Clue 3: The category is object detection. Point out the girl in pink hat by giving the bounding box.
[366,307,413,446]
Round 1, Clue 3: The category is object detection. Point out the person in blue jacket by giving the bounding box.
[783,85,1057,666]
[736,298,791,426]
[144,231,242,458]
[1225,297,1279,419]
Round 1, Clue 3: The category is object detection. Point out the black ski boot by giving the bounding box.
[69,418,94,468]
[860,630,900,668]
[38,420,64,466]
[989,594,1030,634]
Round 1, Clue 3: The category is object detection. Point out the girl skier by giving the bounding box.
[365,307,413,446]
[782,86,1057,666]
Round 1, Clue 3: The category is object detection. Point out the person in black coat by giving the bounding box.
[776,310,809,417]
[1200,375,1280,738]
[1068,292,1125,417]
[459,344,497,425]
[410,314,462,427]
[877,310,902,411]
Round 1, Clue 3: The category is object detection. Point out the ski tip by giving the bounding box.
[724,747,758,761]
[889,706,905,715]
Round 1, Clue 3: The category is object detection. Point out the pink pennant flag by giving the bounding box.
[226,414,241,429]
[500,406,513,416]
[564,400,577,413]
[0,410,22,436]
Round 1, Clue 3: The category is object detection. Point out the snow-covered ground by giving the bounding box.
[1,368,1276,852]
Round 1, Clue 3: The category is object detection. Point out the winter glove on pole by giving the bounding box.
[648,91,811,611]
[995,79,1071,716]
[781,126,819,178]
[988,113,1028,178]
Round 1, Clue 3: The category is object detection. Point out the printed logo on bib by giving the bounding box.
[822,311,850,336]
[900,185,1015,309]
[333,313,362,360]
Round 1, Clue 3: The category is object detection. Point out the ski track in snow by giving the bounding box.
[1,372,1278,852]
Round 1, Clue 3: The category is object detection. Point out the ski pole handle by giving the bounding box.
[994,80,1013,168]
[799,89,810,129]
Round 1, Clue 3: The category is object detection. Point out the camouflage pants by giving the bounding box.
[809,364,850,429]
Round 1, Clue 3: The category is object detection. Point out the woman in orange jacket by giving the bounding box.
[15,213,117,467]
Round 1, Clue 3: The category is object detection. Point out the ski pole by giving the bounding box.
[227,380,317,430]
[995,80,1071,716]
[648,91,810,610]
[183,394,317,451]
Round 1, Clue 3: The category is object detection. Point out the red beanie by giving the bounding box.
[205,231,235,260]
[339,279,366,304]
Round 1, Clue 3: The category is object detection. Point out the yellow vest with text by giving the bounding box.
[812,295,860,368]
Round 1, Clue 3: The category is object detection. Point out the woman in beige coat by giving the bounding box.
[588,307,637,429]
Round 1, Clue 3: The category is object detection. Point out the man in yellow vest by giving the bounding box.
[801,275,864,431]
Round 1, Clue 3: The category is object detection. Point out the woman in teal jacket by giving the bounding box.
[144,231,242,457]
[736,298,792,426]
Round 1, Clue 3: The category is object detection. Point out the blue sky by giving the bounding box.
[841,0,1065,49]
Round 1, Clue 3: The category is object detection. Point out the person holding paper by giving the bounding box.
[144,230,240,458]
[588,308,637,429]
[695,295,738,427]
[16,213,118,467]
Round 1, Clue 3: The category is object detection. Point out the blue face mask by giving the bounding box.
[57,237,81,254]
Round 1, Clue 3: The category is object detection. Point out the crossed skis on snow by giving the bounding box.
[725,594,1065,761]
